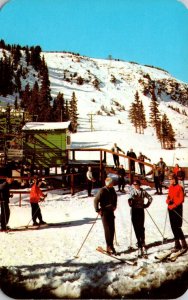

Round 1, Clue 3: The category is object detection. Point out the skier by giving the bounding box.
[86,166,95,197]
[117,164,126,192]
[30,176,47,226]
[0,176,13,231]
[127,148,137,173]
[157,157,166,183]
[94,177,117,254]
[177,166,185,191]
[146,164,163,194]
[128,179,153,256]
[137,152,151,176]
[111,143,125,168]
[166,173,187,252]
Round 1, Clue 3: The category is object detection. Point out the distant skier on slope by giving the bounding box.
[166,173,187,252]
[94,177,117,254]
[128,179,153,257]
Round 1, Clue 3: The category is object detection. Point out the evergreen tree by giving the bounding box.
[11,45,21,68]
[69,92,78,132]
[14,96,18,109]
[0,55,14,96]
[25,46,31,66]
[28,81,40,120]
[20,83,31,109]
[139,100,147,134]
[160,114,176,149]
[30,45,42,71]
[37,60,52,121]
[52,92,66,121]
[149,89,161,138]
[65,100,70,121]
[128,91,147,134]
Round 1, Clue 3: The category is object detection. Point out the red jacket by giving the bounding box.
[173,167,179,176]
[30,183,45,203]
[166,184,184,210]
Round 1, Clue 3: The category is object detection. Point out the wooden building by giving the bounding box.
[22,122,71,168]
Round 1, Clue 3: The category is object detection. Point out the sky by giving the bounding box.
[0,0,188,83]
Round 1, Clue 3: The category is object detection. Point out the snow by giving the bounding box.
[0,179,188,298]
[22,121,71,131]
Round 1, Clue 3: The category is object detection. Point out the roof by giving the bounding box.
[22,121,71,131]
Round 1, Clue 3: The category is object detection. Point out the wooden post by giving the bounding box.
[70,174,74,195]
[19,193,21,207]
[72,150,75,160]
[128,158,133,184]
[99,150,104,186]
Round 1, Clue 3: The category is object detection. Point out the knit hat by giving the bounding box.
[133,179,141,186]
[105,177,113,186]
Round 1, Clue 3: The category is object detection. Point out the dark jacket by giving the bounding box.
[0,182,11,203]
[117,168,126,178]
[94,186,117,212]
[127,151,137,159]
[128,188,152,209]
[177,170,185,181]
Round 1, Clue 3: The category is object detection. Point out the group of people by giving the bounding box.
[111,143,151,175]
[0,158,187,259]
[0,175,47,230]
[94,172,187,256]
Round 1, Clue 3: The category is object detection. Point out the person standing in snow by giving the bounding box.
[137,152,151,176]
[30,176,47,226]
[128,179,153,256]
[111,143,125,168]
[166,173,187,252]
[117,164,126,192]
[86,166,95,197]
[127,148,137,173]
[146,164,163,195]
[176,167,185,191]
[157,157,166,183]
[94,177,117,254]
[0,176,13,231]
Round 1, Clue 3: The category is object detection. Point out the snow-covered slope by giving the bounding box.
[42,52,188,166]
[0,50,188,166]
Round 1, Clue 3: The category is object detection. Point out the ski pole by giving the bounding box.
[1,201,8,231]
[172,209,188,225]
[128,208,134,250]
[114,228,119,246]
[145,208,165,240]
[128,222,133,251]
[74,213,99,258]
[25,204,42,228]
[162,208,168,244]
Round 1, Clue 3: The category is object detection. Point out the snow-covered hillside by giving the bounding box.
[0,50,188,166]
[42,52,188,166]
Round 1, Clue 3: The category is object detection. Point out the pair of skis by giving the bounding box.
[96,246,137,265]
[96,246,187,264]
[155,248,187,262]
[4,221,72,233]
